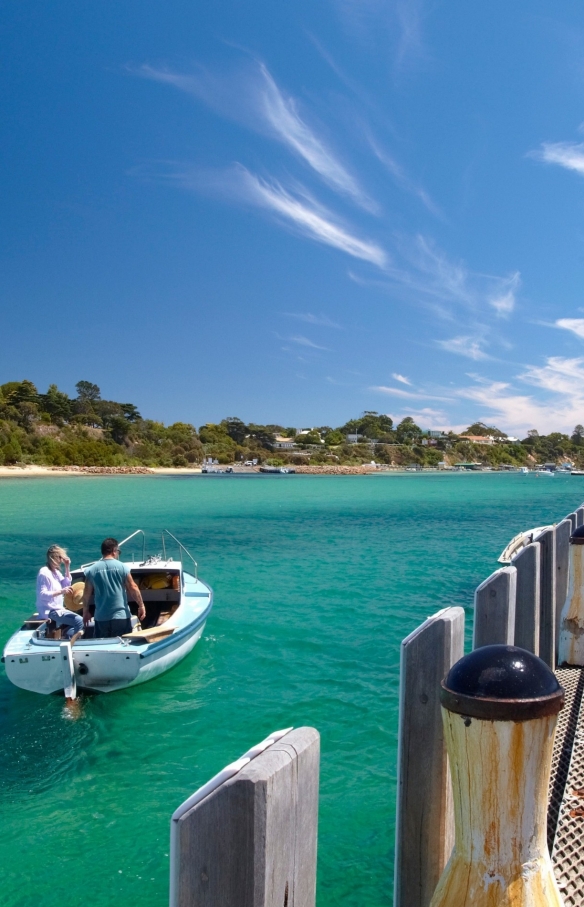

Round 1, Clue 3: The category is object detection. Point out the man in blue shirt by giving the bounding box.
[82,537,146,638]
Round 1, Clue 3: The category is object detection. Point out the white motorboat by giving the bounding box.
[2,530,213,698]
[497,525,553,565]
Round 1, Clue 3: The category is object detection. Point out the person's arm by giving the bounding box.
[126,574,146,622]
[82,578,94,627]
[60,555,72,588]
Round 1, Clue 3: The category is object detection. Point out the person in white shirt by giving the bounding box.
[36,545,83,640]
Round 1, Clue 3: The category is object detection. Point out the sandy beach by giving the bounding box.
[0,465,203,478]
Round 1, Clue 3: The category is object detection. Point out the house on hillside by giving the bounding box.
[273,436,297,450]
[459,434,495,446]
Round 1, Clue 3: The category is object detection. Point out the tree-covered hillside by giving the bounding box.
[1,380,584,468]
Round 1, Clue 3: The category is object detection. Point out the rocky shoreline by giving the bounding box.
[49,465,154,474]
[293,464,377,475]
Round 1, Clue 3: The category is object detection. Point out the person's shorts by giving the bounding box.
[94,618,132,639]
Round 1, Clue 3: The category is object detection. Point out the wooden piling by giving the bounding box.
[394,606,465,907]
[513,542,540,654]
[472,567,516,649]
[431,646,565,907]
[577,506,584,528]
[170,727,320,907]
[555,518,572,654]
[568,512,578,534]
[539,527,557,669]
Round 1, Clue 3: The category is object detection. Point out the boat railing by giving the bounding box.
[118,529,146,563]
[161,530,198,580]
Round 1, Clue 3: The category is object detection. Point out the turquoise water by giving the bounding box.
[0,473,582,907]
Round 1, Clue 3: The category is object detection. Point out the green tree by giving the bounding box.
[222,417,248,444]
[299,430,322,446]
[464,421,506,438]
[324,430,344,446]
[75,381,101,402]
[395,417,422,444]
[39,384,72,424]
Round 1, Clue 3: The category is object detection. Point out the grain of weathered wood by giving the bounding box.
[555,519,572,655]
[539,527,557,669]
[513,542,540,654]
[473,567,517,649]
[394,607,465,907]
[174,727,319,907]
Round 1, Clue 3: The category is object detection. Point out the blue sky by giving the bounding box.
[4,2,584,433]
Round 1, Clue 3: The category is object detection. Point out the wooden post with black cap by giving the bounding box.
[558,523,584,666]
[429,645,565,907]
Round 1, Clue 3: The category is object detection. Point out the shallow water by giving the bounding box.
[0,473,582,907]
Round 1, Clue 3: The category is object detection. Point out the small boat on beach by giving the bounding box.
[497,525,553,564]
[2,530,213,698]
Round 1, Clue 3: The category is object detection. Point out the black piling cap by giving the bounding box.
[441,645,564,721]
[570,525,584,545]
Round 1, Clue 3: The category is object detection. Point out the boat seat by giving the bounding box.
[122,626,175,643]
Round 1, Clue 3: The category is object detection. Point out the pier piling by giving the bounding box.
[539,528,557,669]
[555,519,572,653]
[472,566,516,649]
[514,541,541,654]
[558,525,584,666]
[170,727,320,907]
[430,645,565,907]
[394,606,465,907]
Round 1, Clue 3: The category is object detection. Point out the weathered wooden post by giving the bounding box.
[169,727,320,907]
[394,607,465,907]
[514,541,540,654]
[577,506,584,528]
[472,566,516,649]
[555,519,571,652]
[567,512,578,534]
[430,645,565,907]
[539,527,557,669]
[558,525,584,665]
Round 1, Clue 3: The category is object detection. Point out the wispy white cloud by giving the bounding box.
[370,385,452,401]
[388,407,457,431]
[489,272,520,318]
[289,335,330,351]
[332,0,428,73]
[555,318,584,340]
[520,356,584,396]
[234,169,388,266]
[169,163,387,267]
[368,137,441,216]
[455,357,584,434]
[436,335,490,360]
[136,60,375,211]
[284,312,342,328]
[393,0,427,72]
[392,373,411,385]
[530,141,584,176]
[257,64,376,211]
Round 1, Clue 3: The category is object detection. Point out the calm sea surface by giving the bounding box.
[0,473,582,907]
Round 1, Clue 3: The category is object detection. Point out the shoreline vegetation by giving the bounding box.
[2,378,584,473]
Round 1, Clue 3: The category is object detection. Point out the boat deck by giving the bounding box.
[549,666,584,903]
